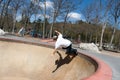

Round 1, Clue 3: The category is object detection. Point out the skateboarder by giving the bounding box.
[53,30,78,55]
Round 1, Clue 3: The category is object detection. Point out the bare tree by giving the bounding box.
[82,3,94,24]
[43,0,46,38]
[49,8,56,38]
[20,1,34,28]
[0,0,12,29]
[35,0,47,38]
[48,0,83,38]
[61,0,76,35]
[60,0,82,35]
[82,1,101,43]
[0,0,3,4]
[81,2,95,43]
[99,0,112,50]
[49,0,64,38]
[109,0,120,48]
[10,0,24,33]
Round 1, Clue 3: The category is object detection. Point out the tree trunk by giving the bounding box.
[95,34,98,44]
[49,20,54,38]
[85,32,88,42]
[12,10,17,34]
[89,34,92,43]
[49,10,56,38]
[42,0,46,39]
[109,27,116,48]
[99,23,106,50]
[0,0,6,29]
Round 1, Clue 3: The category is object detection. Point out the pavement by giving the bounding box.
[73,44,120,80]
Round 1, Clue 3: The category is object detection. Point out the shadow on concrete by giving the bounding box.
[52,51,76,73]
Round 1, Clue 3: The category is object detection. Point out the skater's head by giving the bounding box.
[53,36,58,40]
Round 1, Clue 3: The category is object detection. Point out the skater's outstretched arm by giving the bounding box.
[55,30,61,35]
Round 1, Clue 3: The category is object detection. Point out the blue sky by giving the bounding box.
[16,0,99,22]
[16,0,90,22]
[15,0,120,29]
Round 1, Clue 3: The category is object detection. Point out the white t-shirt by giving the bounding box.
[55,34,71,49]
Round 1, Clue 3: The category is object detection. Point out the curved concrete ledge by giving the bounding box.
[81,52,112,80]
[0,37,112,80]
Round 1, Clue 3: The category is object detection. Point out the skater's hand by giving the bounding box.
[53,52,55,55]
[53,49,57,55]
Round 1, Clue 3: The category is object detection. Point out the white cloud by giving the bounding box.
[39,1,53,9]
[67,12,86,22]
[68,12,82,20]
[46,1,53,9]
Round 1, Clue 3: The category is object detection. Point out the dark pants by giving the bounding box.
[62,44,77,55]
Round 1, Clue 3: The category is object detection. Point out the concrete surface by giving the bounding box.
[75,47,120,80]
[0,40,96,80]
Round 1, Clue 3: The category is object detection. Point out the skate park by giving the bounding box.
[0,35,112,80]
[0,0,120,80]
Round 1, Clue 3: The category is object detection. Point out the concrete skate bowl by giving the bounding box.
[0,39,98,80]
